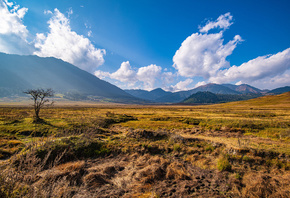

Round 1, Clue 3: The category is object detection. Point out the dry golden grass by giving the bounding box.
[241,172,290,198]
[217,92,290,108]
[0,93,289,197]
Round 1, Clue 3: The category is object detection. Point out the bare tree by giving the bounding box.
[24,88,54,122]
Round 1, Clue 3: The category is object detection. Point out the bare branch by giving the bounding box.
[23,88,55,122]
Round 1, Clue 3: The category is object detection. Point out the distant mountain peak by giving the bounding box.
[151,88,164,91]
[189,83,240,95]
[150,88,168,93]
[125,87,171,101]
[221,83,262,94]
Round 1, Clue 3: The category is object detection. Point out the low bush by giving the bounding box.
[150,117,174,121]
[181,117,201,125]
[173,143,182,152]
[99,113,137,128]
[217,154,232,171]
[242,155,252,162]
[205,144,215,152]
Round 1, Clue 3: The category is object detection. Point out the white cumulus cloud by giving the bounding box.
[34,8,106,73]
[93,70,111,79]
[95,62,163,90]
[0,0,33,54]
[173,13,242,80]
[210,48,290,89]
[250,70,290,90]
[0,0,27,36]
[169,79,194,92]
[199,12,233,33]
[111,61,137,83]
[173,12,290,90]
[173,32,242,78]
[3,0,13,7]
[161,72,175,86]
[136,64,162,89]
[194,81,207,88]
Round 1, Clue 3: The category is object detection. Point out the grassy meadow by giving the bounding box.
[0,92,289,197]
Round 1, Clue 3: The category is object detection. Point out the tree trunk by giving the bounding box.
[34,108,41,123]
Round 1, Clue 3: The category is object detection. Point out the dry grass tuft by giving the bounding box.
[166,161,190,180]
[83,172,110,189]
[56,160,86,172]
[242,172,290,198]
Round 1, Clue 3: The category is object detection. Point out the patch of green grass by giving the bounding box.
[217,154,232,171]
[181,117,201,125]
[256,128,290,140]
[205,144,215,152]
[234,173,242,180]
[242,155,252,162]
[0,137,25,159]
[173,143,182,152]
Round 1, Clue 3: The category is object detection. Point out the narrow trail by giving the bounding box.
[178,132,290,155]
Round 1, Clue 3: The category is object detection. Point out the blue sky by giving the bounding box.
[0,0,289,91]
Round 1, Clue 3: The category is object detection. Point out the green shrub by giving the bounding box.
[99,113,137,128]
[217,154,232,171]
[181,118,201,125]
[234,173,242,179]
[173,143,181,152]
[150,117,173,121]
[205,145,215,152]
[242,155,252,162]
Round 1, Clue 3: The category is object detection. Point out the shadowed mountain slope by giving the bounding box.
[0,53,137,102]
[267,86,290,95]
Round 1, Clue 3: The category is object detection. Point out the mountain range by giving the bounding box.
[125,84,261,103]
[0,52,289,104]
[126,84,289,103]
[124,88,172,101]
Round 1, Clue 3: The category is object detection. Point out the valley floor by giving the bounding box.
[0,99,289,197]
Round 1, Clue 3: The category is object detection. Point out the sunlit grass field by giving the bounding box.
[1,93,289,156]
[0,92,289,197]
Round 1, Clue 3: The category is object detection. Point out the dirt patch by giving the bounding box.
[181,127,244,138]
[126,129,168,140]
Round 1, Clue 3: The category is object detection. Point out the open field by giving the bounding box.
[0,93,289,197]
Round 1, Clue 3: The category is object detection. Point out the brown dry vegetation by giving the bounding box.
[0,93,289,197]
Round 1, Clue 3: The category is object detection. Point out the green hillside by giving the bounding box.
[183,91,261,104]
[267,86,290,94]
